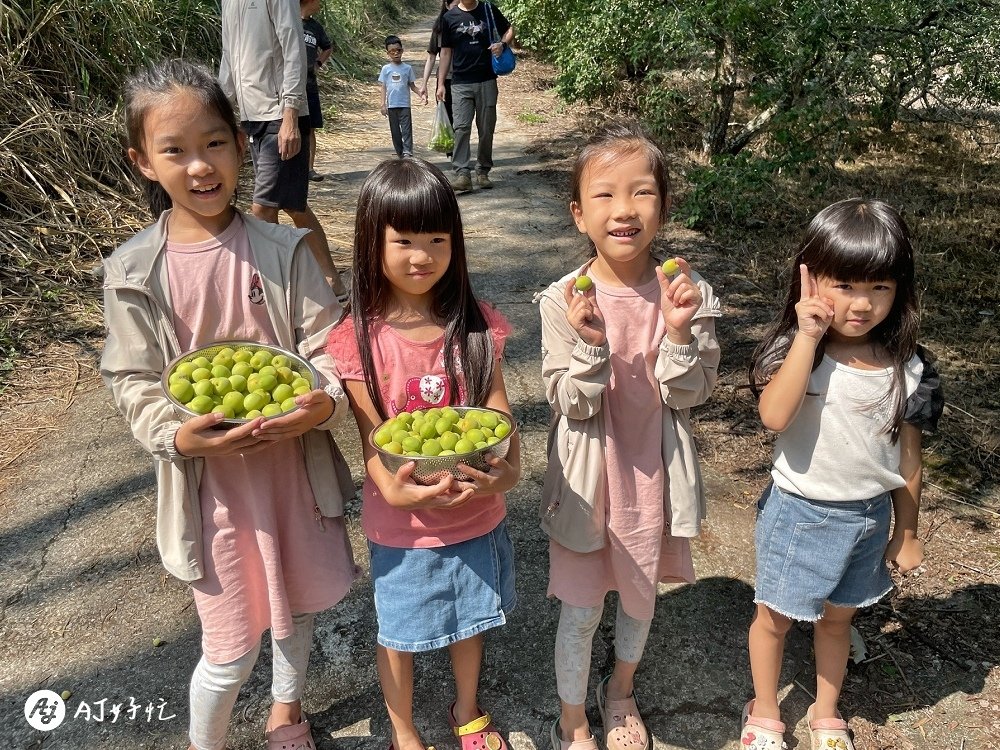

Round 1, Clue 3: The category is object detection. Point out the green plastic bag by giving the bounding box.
[429,101,455,153]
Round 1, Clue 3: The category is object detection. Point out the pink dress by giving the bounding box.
[166,216,358,664]
[326,303,510,549]
[548,277,695,621]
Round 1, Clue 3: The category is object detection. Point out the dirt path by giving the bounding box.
[2,11,998,750]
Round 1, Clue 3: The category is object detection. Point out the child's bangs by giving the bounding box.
[803,204,912,283]
[379,168,456,235]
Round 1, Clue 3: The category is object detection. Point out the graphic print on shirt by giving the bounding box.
[391,374,450,413]
[248,272,265,305]
[391,72,402,83]
[456,20,484,39]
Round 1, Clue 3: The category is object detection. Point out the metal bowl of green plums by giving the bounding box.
[162,341,320,427]
[370,405,517,485]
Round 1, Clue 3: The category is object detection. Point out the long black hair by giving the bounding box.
[349,158,494,420]
[749,198,919,441]
[123,58,241,218]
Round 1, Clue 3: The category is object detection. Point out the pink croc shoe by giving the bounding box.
[265,713,317,750]
[739,700,786,750]
[596,676,648,750]
[806,704,855,750]
[448,702,507,750]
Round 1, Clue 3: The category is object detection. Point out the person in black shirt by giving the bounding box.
[436,0,513,192]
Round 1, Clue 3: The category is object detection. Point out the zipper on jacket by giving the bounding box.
[313,504,325,530]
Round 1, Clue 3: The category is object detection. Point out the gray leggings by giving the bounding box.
[189,613,314,750]
[554,601,652,705]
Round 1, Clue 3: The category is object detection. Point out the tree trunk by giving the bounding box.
[702,34,737,157]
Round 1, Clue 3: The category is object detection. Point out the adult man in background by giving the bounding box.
[220,0,346,296]
[436,0,514,193]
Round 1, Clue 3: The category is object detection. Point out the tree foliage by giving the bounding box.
[505,0,1000,158]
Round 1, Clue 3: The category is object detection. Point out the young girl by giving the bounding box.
[536,122,722,750]
[326,158,520,750]
[743,198,943,750]
[101,59,358,750]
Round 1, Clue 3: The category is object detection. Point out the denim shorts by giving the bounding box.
[368,520,516,652]
[754,482,893,621]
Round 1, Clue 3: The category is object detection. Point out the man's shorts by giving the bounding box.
[242,116,312,211]
[307,88,324,129]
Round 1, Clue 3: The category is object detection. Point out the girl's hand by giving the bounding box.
[885,531,924,573]
[175,412,267,457]
[563,278,606,347]
[382,462,475,510]
[490,41,504,58]
[796,264,834,340]
[250,389,335,442]
[656,257,702,343]
[454,453,519,496]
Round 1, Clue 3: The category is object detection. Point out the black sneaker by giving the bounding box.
[309,170,325,182]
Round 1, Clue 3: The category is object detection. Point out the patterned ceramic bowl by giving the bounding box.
[161,340,319,427]
[370,405,517,485]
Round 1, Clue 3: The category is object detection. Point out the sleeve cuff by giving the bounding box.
[659,335,699,360]
[315,383,347,431]
[162,422,186,462]
[574,339,610,360]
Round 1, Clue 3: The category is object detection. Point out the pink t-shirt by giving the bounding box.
[166,215,357,663]
[548,277,694,620]
[327,302,510,549]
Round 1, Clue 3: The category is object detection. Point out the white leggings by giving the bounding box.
[554,601,652,705]
[189,612,315,750]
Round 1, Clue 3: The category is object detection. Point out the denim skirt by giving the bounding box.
[754,482,894,621]
[368,520,516,652]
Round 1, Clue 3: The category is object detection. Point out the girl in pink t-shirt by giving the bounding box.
[536,122,722,750]
[327,158,520,750]
[104,60,356,750]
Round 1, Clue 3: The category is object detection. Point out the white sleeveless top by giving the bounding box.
[771,353,922,501]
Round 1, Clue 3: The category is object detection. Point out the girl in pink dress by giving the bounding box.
[536,122,722,750]
[102,60,357,750]
[327,158,520,750]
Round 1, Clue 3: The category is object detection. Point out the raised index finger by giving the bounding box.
[799,264,813,301]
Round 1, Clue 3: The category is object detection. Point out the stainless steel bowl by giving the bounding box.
[161,340,320,427]
[370,405,517,485]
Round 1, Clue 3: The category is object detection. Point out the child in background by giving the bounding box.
[743,199,942,750]
[327,158,520,750]
[379,35,424,158]
[301,0,333,181]
[536,121,722,750]
[102,59,357,750]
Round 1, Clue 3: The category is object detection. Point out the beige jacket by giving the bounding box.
[535,259,722,553]
[219,0,308,121]
[100,210,353,581]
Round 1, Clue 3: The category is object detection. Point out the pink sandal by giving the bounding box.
[448,702,508,750]
[739,700,786,750]
[596,676,648,750]
[265,713,317,750]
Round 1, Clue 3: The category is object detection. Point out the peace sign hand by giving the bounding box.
[563,278,607,347]
[795,264,834,340]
